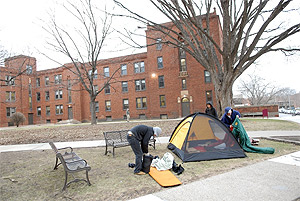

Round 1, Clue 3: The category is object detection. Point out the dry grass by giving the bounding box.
[1,140,299,201]
[1,118,299,146]
[241,118,300,131]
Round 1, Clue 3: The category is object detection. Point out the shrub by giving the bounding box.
[10,112,26,127]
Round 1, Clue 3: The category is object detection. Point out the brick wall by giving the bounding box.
[234,105,279,117]
[0,12,223,127]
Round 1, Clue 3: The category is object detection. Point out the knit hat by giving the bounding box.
[153,127,162,137]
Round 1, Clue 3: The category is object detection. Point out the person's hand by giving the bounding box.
[144,153,150,156]
[236,115,240,118]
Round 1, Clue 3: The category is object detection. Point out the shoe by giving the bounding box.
[135,171,146,175]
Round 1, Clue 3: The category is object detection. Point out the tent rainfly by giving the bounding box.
[168,113,246,162]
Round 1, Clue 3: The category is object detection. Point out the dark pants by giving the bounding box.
[127,134,143,173]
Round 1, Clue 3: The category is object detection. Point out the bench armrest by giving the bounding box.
[57,147,73,153]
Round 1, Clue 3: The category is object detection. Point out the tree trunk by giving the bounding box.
[214,80,234,118]
[90,96,97,125]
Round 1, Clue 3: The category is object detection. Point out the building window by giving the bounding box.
[54,74,62,84]
[136,97,147,109]
[134,61,145,73]
[45,91,50,101]
[121,64,127,75]
[204,70,211,83]
[122,81,128,92]
[139,114,146,119]
[5,91,16,102]
[156,38,162,50]
[179,47,186,58]
[93,85,98,93]
[55,105,63,115]
[123,99,129,110]
[160,95,166,107]
[105,100,111,111]
[104,67,109,77]
[6,107,16,117]
[36,78,40,87]
[55,90,63,99]
[26,65,33,74]
[67,80,72,103]
[95,101,99,113]
[180,58,187,72]
[206,90,213,104]
[158,75,165,88]
[45,76,49,86]
[135,79,146,91]
[29,84,32,110]
[46,106,50,116]
[36,92,41,102]
[105,85,110,94]
[88,69,98,79]
[5,75,15,86]
[182,78,187,90]
[160,114,168,119]
[157,56,163,69]
[37,107,41,116]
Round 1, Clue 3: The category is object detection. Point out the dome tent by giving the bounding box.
[168,113,246,162]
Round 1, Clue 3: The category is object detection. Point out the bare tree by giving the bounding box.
[0,44,8,66]
[114,0,300,115]
[43,0,117,125]
[238,74,283,105]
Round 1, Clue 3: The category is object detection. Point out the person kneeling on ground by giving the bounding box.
[127,125,162,175]
[221,107,259,145]
[220,107,241,130]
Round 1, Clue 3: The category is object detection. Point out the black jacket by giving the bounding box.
[205,102,218,118]
[130,125,154,153]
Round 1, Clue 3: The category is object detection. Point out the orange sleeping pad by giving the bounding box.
[149,167,182,187]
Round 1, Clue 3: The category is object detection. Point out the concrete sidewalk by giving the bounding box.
[1,131,299,153]
[0,137,170,153]
[132,151,300,201]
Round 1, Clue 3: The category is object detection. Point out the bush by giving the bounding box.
[10,112,26,127]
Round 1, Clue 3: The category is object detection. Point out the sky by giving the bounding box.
[1,0,299,93]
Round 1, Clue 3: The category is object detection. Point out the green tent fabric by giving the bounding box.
[232,118,275,154]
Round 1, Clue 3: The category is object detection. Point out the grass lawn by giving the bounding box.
[1,139,299,201]
[241,118,300,131]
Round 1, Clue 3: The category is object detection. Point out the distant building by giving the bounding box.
[0,12,222,127]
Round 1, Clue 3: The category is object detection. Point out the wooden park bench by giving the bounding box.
[103,130,156,157]
[49,142,91,190]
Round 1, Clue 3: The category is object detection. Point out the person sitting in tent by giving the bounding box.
[220,107,241,130]
[127,125,162,175]
[205,102,218,118]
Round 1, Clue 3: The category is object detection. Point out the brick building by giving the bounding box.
[0,12,222,127]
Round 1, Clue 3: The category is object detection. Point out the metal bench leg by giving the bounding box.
[86,170,91,186]
[105,144,108,155]
[62,171,68,191]
[54,157,59,170]
[113,147,115,157]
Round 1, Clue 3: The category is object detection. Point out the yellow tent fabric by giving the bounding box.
[170,117,192,149]
[188,115,216,141]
